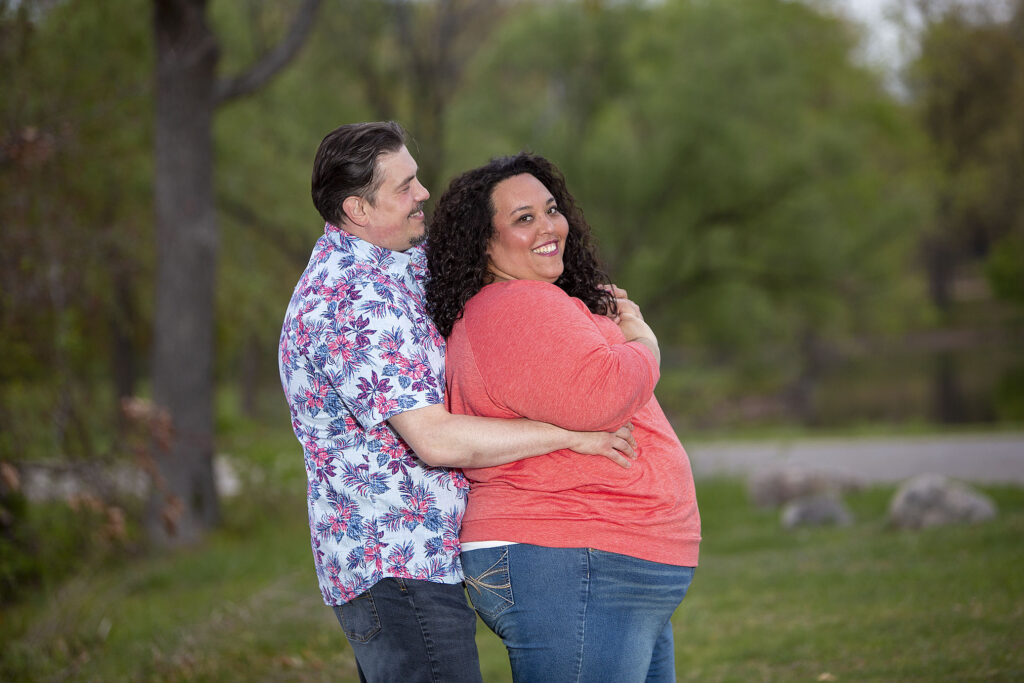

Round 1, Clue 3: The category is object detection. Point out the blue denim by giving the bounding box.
[462,544,695,683]
[331,578,483,683]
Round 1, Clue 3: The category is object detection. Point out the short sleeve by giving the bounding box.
[314,274,445,431]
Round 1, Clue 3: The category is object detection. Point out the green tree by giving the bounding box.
[907,0,1024,309]
[447,0,930,423]
[312,0,505,197]
[0,0,153,462]
[903,0,1024,421]
[148,0,321,545]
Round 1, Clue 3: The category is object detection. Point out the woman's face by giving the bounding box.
[486,173,569,284]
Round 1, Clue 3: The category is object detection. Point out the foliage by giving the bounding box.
[907,0,1024,307]
[0,490,139,606]
[0,0,153,461]
[904,0,1024,420]
[446,0,932,422]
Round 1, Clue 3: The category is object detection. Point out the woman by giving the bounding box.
[425,153,700,682]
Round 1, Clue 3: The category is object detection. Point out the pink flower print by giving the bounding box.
[328,514,346,537]
[401,496,429,527]
[327,333,356,361]
[305,377,330,411]
[294,318,312,349]
[373,393,398,416]
[308,442,332,469]
[406,359,430,380]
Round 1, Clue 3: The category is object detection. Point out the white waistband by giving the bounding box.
[460,540,518,552]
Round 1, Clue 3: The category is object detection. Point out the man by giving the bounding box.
[279,121,635,682]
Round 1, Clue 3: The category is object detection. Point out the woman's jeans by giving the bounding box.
[461,544,695,683]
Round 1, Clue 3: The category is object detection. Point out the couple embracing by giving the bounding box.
[279,121,701,682]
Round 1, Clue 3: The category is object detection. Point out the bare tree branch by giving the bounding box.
[218,193,311,265]
[215,0,323,105]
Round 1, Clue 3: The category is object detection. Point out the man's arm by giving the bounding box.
[388,404,636,469]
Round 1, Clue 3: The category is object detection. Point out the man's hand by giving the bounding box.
[569,423,638,469]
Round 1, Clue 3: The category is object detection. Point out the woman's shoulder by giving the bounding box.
[481,278,564,296]
[463,280,587,324]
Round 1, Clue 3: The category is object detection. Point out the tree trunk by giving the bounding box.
[146,0,321,545]
[148,0,221,545]
[787,328,822,427]
[240,332,260,419]
[932,350,966,424]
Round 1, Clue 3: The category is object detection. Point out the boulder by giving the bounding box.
[15,454,244,503]
[888,474,997,530]
[781,495,853,529]
[748,464,862,508]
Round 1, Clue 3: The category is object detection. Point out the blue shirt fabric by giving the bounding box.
[279,223,468,605]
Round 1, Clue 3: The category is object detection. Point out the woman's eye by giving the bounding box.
[518,214,533,223]
[548,206,560,215]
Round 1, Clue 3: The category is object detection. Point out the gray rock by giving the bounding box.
[16,454,244,503]
[888,474,997,530]
[781,495,854,529]
[748,464,863,508]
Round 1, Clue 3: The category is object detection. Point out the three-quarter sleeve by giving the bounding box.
[461,280,659,432]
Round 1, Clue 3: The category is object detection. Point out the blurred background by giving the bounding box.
[1,0,1022,679]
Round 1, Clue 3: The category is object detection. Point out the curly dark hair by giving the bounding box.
[425,153,615,337]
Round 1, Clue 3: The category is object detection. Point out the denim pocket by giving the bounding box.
[336,591,381,643]
[463,547,515,619]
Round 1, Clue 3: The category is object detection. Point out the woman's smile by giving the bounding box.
[486,173,569,283]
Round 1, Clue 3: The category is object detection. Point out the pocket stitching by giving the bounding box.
[339,591,382,643]
[464,547,515,619]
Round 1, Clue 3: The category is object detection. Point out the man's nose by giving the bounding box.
[414,180,430,202]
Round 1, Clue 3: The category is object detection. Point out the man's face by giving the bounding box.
[362,145,430,251]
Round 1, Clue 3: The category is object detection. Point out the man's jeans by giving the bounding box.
[332,577,482,683]
[462,544,695,682]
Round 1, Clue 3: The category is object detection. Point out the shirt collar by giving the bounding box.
[323,222,422,278]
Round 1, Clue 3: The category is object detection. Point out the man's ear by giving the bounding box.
[342,195,369,227]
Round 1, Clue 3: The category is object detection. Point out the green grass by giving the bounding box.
[2,425,1022,681]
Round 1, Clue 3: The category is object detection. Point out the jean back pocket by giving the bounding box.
[333,591,381,643]
[463,547,515,619]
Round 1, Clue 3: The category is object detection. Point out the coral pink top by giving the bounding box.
[446,280,700,567]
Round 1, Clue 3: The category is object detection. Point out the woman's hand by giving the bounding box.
[570,423,638,469]
[602,284,660,367]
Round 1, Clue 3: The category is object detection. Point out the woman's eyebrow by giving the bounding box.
[508,196,555,217]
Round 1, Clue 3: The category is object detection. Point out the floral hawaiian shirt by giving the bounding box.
[279,223,469,605]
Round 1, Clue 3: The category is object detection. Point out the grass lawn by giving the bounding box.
[2,423,1022,681]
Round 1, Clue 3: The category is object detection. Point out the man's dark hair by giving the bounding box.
[311,121,406,227]
[425,152,615,338]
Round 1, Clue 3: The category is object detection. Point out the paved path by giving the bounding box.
[686,432,1024,484]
